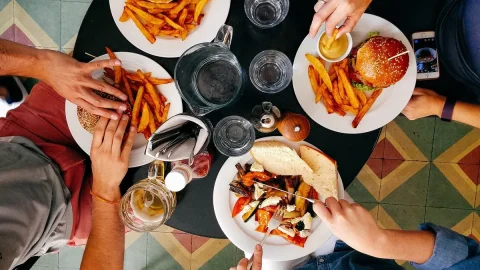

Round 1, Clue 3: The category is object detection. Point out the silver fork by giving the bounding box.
[246,205,286,270]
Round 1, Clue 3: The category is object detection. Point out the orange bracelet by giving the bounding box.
[90,189,120,205]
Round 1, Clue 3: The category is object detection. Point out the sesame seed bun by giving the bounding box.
[77,90,131,133]
[355,36,409,88]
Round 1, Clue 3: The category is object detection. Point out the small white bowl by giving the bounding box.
[316,30,353,63]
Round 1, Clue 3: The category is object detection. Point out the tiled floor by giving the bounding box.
[2,1,480,269]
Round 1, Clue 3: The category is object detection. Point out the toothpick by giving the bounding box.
[85,52,97,58]
[388,51,409,61]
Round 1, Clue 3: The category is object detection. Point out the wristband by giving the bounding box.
[441,98,456,122]
[90,189,120,205]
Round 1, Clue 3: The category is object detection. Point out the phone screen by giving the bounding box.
[413,37,438,74]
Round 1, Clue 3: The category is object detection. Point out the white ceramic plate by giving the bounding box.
[213,136,345,261]
[292,14,416,134]
[65,52,183,168]
[109,0,231,58]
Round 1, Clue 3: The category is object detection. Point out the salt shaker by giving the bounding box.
[165,151,213,192]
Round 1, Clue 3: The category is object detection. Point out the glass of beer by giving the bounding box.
[174,25,243,116]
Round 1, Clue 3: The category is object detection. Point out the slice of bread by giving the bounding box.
[249,141,313,177]
[300,145,338,200]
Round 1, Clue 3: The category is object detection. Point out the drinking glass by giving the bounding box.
[175,25,243,116]
[119,161,176,232]
[249,50,293,93]
[213,116,256,157]
[244,0,289,29]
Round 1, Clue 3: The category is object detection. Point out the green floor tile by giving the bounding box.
[199,243,236,270]
[0,0,10,11]
[427,164,473,209]
[125,233,147,270]
[347,178,378,203]
[381,162,430,206]
[34,253,58,267]
[31,266,57,270]
[432,119,474,161]
[235,247,245,262]
[425,207,473,232]
[393,115,435,160]
[146,234,183,270]
[58,246,84,268]
[380,204,425,230]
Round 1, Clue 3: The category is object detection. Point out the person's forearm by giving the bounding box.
[80,189,124,270]
[372,229,435,264]
[452,101,480,129]
[0,39,50,79]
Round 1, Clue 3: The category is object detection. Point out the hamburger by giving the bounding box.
[77,90,132,133]
[349,35,409,91]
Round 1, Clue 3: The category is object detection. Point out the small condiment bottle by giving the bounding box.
[165,151,213,192]
[250,102,282,133]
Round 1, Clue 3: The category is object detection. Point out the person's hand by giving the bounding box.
[90,114,136,201]
[314,197,385,257]
[39,50,128,120]
[402,88,446,120]
[309,0,372,38]
[230,245,262,270]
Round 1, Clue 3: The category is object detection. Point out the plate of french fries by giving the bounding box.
[65,50,183,168]
[110,0,231,58]
[292,14,416,134]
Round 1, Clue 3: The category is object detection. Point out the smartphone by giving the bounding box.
[412,31,440,80]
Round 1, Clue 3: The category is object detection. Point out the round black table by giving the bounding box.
[73,0,461,238]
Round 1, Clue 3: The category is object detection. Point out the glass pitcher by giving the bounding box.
[174,25,243,116]
[119,160,176,232]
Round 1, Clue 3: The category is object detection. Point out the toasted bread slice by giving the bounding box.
[300,145,338,200]
[249,141,313,177]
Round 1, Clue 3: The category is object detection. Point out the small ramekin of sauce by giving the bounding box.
[316,29,352,63]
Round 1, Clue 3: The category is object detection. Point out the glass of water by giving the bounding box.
[213,116,256,157]
[244,0,289,29]
[249,50,293,93]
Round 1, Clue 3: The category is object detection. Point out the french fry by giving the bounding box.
[158,14,185,31]
[121,69,135,105]
[147,105,157,134]
[307,66,322,103]
[138,102,150,132]
[168,0,191,15]
[332,81,343,105]
[352,89,383,128]
[105,47,122,84]
[338,77,346,99]
[341,105,359,115]
[137,69,163,112]
[185,13,194,24]
[197,14,204,24]
[119,8,129,22]
[131,86,145,128]
[336,67,360,109]
[148,77,174,85]
[340,58,348,69]
[305,54,332,92]
[143,129,152,140]
[324,28,339,50]
[158,29,181,37]
[178,8,188,25]
[124,7,156,44]
[145,23,162,35]
[136,1,177,9]
[328,63,336,75]
[161,103,170,123]
[190,0,202,4]
[354,88,367,105]
[194,0,208,23]
[148,8,172,14]
[126,4,165,25]
[144,93,163,121]
[186,24,196,32]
